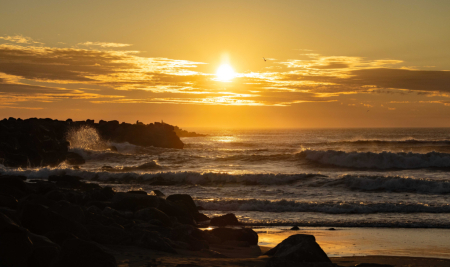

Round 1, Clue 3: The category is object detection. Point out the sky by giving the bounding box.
[1,0,450,128]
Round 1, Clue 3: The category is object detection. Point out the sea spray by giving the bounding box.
[66,125,110,150]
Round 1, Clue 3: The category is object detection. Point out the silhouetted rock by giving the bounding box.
[20,203,90,240]
[0,118,184,168]
[51,238,117,267]
[0,212,34,267]
[210,213,241,226]
[0,194,18,209]
[265,234,332,267]
[173,126,207,137]
[131,229,177,254]
[135,207,172,225]
[291,226,300,230]
[112,192,160,212]
[209,228,258,246]
[65,152,85,165]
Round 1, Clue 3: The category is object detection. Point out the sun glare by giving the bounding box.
[216,64,236,82]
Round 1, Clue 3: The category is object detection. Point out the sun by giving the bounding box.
[216,64,236,82]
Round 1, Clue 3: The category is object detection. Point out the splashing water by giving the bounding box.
[66,126,109,150]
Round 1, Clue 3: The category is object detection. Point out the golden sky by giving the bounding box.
[1,0,450,128]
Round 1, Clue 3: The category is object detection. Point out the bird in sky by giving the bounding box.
[263,57,266,62]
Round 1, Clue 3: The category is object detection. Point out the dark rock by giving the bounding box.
[328,228,336,231]
[20,194,57,208]
[112,192,160,212]
[166,194,198,216]
[131,229,177,254]
[134,207,172,225]
[194,212,210,222]
[150,190,165,197]
[127,190,148,195]
[222,240,250,247]
[355,264,394,267]
[27,232,61,267]
[209,228,258,246]
[65,152,85,165]
[170,224,209,251]
[0,212,34,267]
[210,213,241,226]
[108,146,118,152]
[48,175,83,187]
[45,190,67,201]
[265,234,331,267]
[0,194,18,209]
[0,118,183,168]
[20,203,90,240]
[291,226,300,230]
[0,175,29,192]
[51,238,117,267]
[53,201,86,223]
[0,185,27,199]
[86,224,131,245]
[45,231,79,246]
[0,207,21,226]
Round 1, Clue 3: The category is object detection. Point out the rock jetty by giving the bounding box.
[0,174,261,267]
[0,118,184,168]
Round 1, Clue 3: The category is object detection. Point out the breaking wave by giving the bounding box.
[196,199,450,214]
[325,175,450,194]
[305,139,450,146]
[298,149,450,169]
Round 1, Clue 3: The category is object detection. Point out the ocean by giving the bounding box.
[2,127,450,229]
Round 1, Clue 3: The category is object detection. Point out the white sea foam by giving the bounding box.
[195,199,450,214]
[298,149,450,169]
[326,175,450,194]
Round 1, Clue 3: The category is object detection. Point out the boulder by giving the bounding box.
[112,192,160,212]
[20,203,90,240]
[210,213,241,226]
[86,224,131,245]
[0,175,29,192]
[48,175,83,188]
[265,234,332,267]
[166,194,198,216]
[150,190,165,197]
[65,152,85,165]
[209,228,258,246]
[170,224,209,251]
[0,194,18,209]
[51,238,117,267]
[134,207,172,225]
[0,213,34,267]
[45,231,79,246]
[131,229,177,254]
[27,232,61,267]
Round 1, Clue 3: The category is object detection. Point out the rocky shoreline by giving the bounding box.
[0,173,353,267]
[0,118,184,168]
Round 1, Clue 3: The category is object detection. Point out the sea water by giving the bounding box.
[2,127,450,229]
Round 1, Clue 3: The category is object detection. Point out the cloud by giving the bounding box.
[78,42,132,48]
[0,35,43,44]
[1,38,449,108]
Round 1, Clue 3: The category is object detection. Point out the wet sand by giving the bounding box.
[111,227,450,267]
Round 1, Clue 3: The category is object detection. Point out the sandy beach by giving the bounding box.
[109,227,450,267]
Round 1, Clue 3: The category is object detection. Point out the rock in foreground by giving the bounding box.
[265,234,333,267]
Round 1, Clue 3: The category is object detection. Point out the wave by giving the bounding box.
[0,168,325,185]
[297,149,450,169]
[195,199,450,214]
[324,175,450,194]
[215,153,295,162]
[304,139,450,146]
